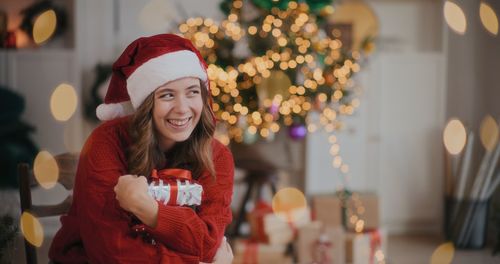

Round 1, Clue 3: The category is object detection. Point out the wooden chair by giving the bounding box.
[18,152,79,264]
[229,158,278,237]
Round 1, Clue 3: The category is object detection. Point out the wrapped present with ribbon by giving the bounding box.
[345,228,387,264]
[130,168,203,244]
[263,207,312,245]
[311,195,343,228]
[344,192,379,232]
[233,239,292,264]
[147,168,203,206]
[247,200,274,243]
[295,221,345,264]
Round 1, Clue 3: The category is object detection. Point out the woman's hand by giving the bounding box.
[114,175,158,227]
[202,237,233,264]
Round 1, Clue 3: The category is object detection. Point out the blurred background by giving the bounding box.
[0,0,499,263]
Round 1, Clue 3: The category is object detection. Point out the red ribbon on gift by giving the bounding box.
[168,184,178,206]
[369,229,382,264]
[243,240,258,264]
[312,236,333,264]
[151,169,193,205]
[130,168,194,243]
[152,168,193,206]
[285,211,299,239]
[152,168,192,181]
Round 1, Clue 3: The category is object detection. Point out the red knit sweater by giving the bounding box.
[49,116,234,263]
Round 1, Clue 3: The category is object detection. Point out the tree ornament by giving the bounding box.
[289,123,307,140]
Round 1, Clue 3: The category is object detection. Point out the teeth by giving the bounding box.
[167,117,190,126]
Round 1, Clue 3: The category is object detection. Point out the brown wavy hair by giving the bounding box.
[127,81,215,180]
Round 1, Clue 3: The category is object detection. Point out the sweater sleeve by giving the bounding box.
[146,142,234,263]
[76,129,199,263]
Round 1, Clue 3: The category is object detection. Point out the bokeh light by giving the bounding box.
[430,242,455,264]
[480,2,498,35]
[272,187,308,223]
[326,1,379,51]
[34,150,59,189]
[50,83,78,121]
[479,115,499,151]
[443,1,467,35]
[20,212,44,247]
[443,119,467,155]
[272,187,307,213]
[33,9,57,44]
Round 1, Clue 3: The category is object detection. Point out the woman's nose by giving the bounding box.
[172,96,190,113]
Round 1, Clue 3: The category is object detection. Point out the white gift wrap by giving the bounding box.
[147,179,203,206]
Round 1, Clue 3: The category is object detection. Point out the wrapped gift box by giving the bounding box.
[311,195,342,228]
[345,193,379,231]
[232,239,292,264]
[247,201,274,243]
[345,229,388,264]
[266,226,294,245]
[263,207,312,232]
[263,207,311,245]
[295,221,346,264]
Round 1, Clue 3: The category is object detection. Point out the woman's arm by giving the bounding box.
[76,130,200,263]
[143,143,235,263]
[113,174,158,227]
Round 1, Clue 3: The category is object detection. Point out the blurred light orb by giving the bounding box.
[289,123,307,140]
[355,219,365,233]
[479,115,499,151]
[272,187,307,213]
[50,83,78,121]
[430,242,455,264]
[443,119,467,155]
[272,187,309,224]
[20,212,44,247]
[34,150,59,189]
[480,2,498,35]
[256,70,292,103]
[33,9,57,44]
[443,1,467,35]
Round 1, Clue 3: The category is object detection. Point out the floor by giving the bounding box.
[7,234,500,263]
[387,235,500,264]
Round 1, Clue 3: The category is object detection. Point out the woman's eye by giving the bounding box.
[189,90,200,96]
[159,93,173,99]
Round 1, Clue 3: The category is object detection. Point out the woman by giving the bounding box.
[49,34,234,263]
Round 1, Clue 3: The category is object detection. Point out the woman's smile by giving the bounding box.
[166,117,193,129]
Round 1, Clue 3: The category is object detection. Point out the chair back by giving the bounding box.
[18,152,79,264]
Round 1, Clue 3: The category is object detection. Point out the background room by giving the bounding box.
[1,0,500,263]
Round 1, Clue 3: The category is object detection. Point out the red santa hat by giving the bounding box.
[96,34,212,121]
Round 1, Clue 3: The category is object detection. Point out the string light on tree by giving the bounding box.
[177,0,372,143]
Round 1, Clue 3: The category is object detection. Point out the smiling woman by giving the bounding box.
[153,78,204,151]
[48,34,234,264]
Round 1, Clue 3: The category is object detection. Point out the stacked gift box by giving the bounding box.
[232,239,293,264]
[263,207,312,245]
[296,221,346,264]
[304,192,388,264]
[233,201,300,263]
[232,192,387,264]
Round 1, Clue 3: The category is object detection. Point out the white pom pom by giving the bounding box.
[96,103,125,121]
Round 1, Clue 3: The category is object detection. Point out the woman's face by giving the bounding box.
[152,77,203,151]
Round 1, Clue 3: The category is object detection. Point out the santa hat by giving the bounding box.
[96,34,212,121]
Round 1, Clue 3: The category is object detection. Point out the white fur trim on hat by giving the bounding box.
[127,50,207,109]
[96,101,134,121]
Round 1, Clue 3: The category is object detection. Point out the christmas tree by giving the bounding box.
[177,0,371,143]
